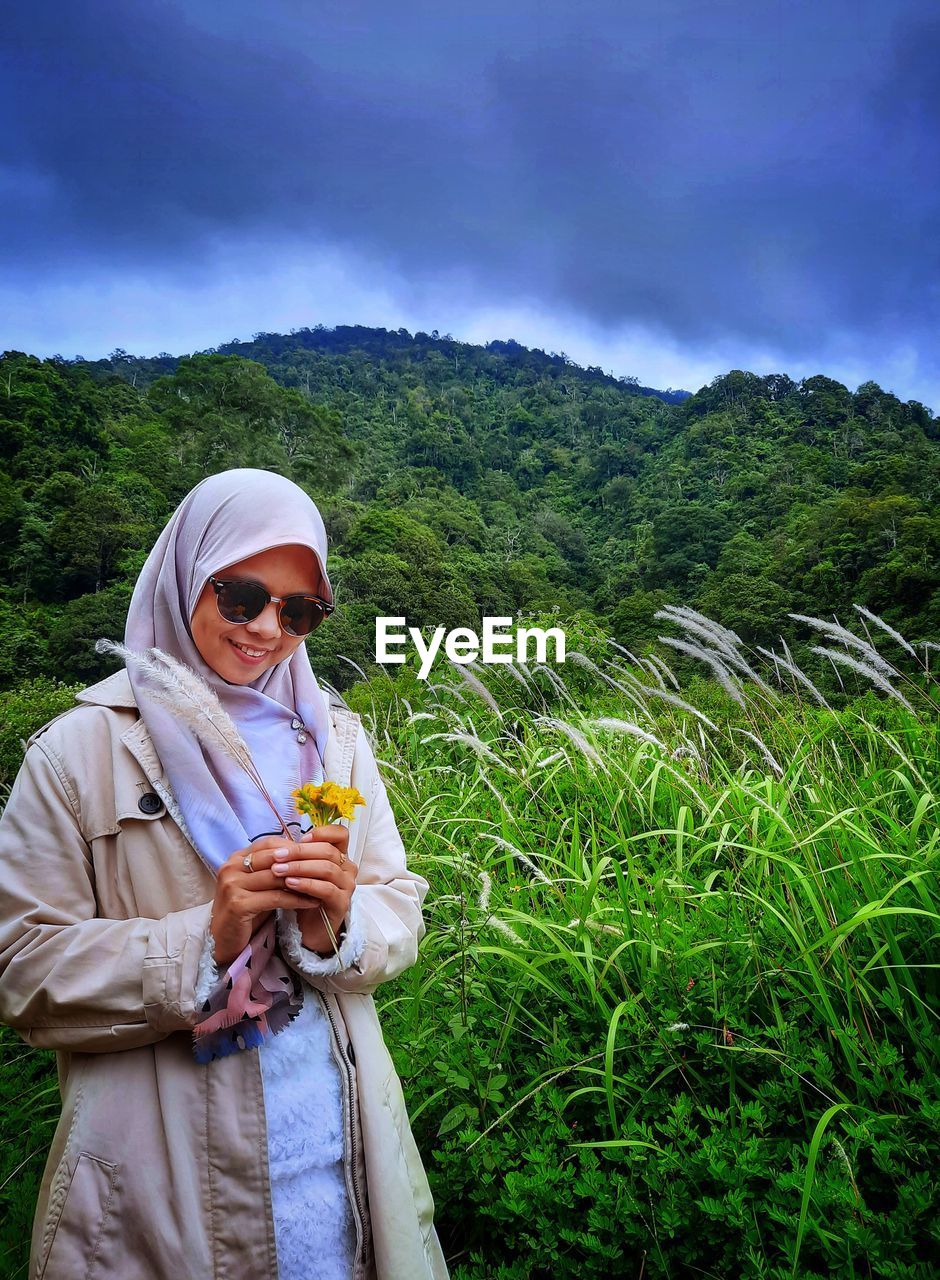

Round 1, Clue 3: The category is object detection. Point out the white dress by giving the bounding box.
[259,982,358,1280]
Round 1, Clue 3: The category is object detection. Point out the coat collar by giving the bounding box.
[76,668,137,708]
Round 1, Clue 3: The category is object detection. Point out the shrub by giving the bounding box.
[0,677,81,788]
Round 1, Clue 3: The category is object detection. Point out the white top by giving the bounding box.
[259,981,358,1280]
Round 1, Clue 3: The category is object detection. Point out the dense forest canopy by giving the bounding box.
[0,325,937,691]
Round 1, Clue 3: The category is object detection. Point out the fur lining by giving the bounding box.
[276,893,367,978]
[194,922,223,1007]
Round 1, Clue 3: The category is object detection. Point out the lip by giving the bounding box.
[227,638,275,664]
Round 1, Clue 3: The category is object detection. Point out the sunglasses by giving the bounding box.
[208,576,335,638]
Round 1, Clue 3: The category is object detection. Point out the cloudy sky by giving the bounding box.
[2,1,938,406]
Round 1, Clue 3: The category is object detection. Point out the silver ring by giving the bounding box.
[243,851,254,873]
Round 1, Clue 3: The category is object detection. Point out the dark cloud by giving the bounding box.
[2,0,938,385]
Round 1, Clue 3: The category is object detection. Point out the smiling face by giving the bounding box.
[190,544,325,684]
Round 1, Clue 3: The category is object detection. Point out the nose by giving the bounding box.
[245,600,282,640]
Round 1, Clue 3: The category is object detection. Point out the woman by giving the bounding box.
[0,468,449,1280]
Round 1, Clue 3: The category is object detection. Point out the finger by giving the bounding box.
[280,878,350,909]
[248,834,298,851]
[234,889,317,913]
[303,824,350,856]
[270,858,347,884]
[291,844,352,868]
[240,840,308,869]
[274,864,358,897]
[236,866,355,907]
[226,835,293,869]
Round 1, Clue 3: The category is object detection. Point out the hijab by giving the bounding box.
[125,468,335,1062]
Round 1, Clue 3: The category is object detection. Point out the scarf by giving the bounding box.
[124,468,334,1063]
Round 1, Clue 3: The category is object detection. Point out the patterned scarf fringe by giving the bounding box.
[191,914,305,1065]
[191,995,303,1064]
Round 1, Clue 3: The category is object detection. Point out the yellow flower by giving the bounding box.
[292,780,366,826]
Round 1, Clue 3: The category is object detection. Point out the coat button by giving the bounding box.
[138,792,163,815]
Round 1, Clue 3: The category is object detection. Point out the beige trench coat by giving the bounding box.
[0,670,450,1280]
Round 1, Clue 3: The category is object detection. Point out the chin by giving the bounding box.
[210,655,260,684]
[226,668,261,685]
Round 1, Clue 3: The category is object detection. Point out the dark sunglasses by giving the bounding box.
[208,576,335,638]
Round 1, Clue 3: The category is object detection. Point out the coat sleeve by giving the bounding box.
[0,739,212,1053]
[276,724,429,997]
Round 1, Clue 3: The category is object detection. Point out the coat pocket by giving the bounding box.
[38,1152,118,1280]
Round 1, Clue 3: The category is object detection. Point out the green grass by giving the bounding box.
[0,1034,60,1279]
[1,606,937,1278]
[361,607,939,1277]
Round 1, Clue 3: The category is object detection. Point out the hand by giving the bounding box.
[281,825,359,956]
[209,834,324,967]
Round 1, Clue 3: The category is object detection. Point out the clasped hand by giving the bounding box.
[210,826,358,967]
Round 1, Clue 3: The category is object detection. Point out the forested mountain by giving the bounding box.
[0,326,937,691]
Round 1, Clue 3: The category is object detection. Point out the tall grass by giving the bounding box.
[358,605,938,1278]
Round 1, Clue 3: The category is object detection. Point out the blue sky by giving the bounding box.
[2,0,938,407]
